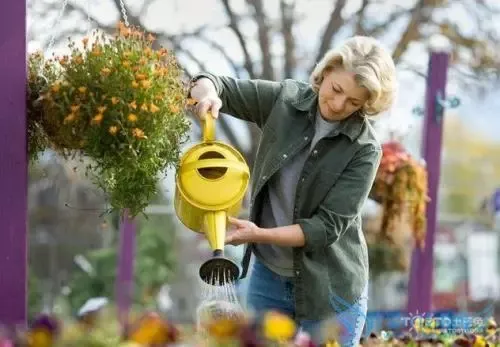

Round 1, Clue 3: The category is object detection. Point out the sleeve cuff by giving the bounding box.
[296,216,327,251]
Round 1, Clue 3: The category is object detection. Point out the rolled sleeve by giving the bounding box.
[296,145,382,251]
[190,72,283,127]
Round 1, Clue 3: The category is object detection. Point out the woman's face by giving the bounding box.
[317,68,370,122]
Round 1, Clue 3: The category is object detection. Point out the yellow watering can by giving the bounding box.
[174,113,250,286]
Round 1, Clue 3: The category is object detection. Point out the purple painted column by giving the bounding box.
[116,209,136,325]
[407,50,450,314]
[0,0,28,328]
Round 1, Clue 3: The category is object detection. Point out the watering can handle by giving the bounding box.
[202,112,216,142]
[181,159,250,176]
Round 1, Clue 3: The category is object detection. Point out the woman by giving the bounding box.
[188,36,397,346]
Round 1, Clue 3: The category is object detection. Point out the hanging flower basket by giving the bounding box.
[370,141,429,249]
[27,52,60,162]
[29,22,191,216]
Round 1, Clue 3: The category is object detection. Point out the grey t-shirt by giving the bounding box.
[253,111,340,276]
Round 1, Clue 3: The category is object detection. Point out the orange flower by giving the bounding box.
[140,80,152,89]
[70,105,80,113]
[111,97,120,105]
[78,86,87,94]
[169,105,180,113]
[139,57,148,65]
[132,128,146,139]
[91,114,103,125]
[82,37,89,47]
[51,83,61,93]
[100,67,111,76]
[122,61,131,68]
[91,48,102,56]
[127,114,138,123]
[140,104,149,112]
[132,81,139,88]
[146,33,155,42]
[74,55,84,64]
[135,73,147,80]
[149,103,160,113]
[64,114,76,124]
[97,106,107,113]
[129,101,137,109]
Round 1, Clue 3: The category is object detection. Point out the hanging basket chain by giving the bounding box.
[119,0,129,27]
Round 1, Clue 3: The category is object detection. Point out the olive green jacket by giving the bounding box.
[192,73,382,320]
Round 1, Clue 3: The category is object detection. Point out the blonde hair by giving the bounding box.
[310,36,397,116]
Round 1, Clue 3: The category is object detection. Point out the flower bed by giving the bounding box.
[4,309,498,347]
[27,22,191,216]
[371,141,429,249]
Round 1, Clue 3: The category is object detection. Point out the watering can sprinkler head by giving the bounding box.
[199,249,240,286]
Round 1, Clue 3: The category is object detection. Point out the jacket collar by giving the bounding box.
[290,85,366,142]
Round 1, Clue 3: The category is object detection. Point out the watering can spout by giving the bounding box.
[203,211,226,252]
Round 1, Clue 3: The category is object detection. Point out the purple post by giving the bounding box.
[0,0,28,328]
[407,49,450,314]
[116,209,136,325]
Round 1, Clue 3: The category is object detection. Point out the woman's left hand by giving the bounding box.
[225,216,261,246]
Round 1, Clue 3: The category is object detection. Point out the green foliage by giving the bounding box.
[66,211,177,313]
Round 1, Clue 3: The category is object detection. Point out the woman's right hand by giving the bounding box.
[189,78,222,120]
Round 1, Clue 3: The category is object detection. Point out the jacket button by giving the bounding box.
[282,154,288,159]
[304,136,309,141]
[262,175,267,180]
[312,149,318,156]
[301,177,305,182]
[295,270,300,276]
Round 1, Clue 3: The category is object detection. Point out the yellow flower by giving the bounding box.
[132,128,146,139]
[78,86,87,94]
[132,81,139,88]
[127,114,138,123]
[122,61,131,68]
[111,97,120,105]
[139,57,147,65]
[149,103,160,113]
[129,101,137,109]
[70,105,80,113]
[206,317,243,340]
[262,311,296,342]
[97,106,107,113]
[91,114,103,125]
[140,104,148,112]
[109,126,119,135]
[123,51,132,59]
[135,73,147,80]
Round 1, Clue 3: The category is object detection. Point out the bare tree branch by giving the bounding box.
[311,0,347,71]
[354,0,369,35]
[246,0,274,79]
[220,0,256,78]
[280,0,296,79]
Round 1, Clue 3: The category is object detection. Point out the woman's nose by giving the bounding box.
[329,97,345,113]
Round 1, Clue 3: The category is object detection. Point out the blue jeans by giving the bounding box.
[245,258,368,346]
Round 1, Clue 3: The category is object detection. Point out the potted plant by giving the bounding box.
[29,22,191,216]
[370,141,429,249]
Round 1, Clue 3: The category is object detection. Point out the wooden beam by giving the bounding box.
[407,38,451,314]
[0,0,28,327]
